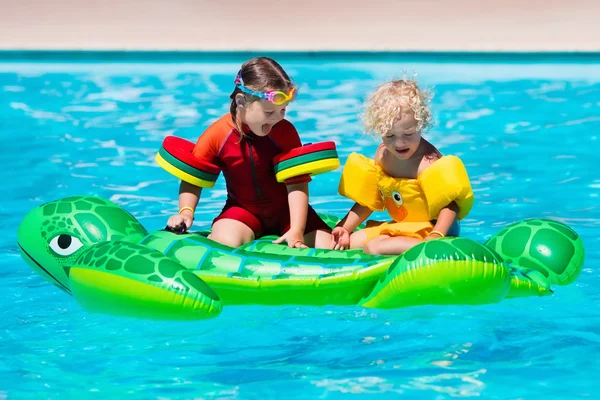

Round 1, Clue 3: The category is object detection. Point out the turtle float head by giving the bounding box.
[17,196,147,293]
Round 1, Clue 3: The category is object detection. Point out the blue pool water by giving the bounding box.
[1,53,599,399]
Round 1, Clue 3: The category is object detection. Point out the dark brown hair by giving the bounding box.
[229,57,293,134]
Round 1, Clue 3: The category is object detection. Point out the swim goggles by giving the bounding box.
[234,71,297,105]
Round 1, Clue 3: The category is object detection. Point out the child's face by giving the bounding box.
[242,99,288,136]
[381,111,422,160]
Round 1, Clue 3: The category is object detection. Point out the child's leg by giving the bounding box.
[298,206,333,249]
[363,235,422,255]
[349,229,368,249]
[305,229,332,248]
[210,204,261,248]
[210,218,255,247]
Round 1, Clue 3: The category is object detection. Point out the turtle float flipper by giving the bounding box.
[359,238,511,309]
[69,241,222,320]
[506,267,553,298]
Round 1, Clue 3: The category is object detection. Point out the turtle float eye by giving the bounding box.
[49,235,84,256]
[391,191,404,206]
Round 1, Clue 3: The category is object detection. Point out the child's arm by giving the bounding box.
[330,202,373,250]
[272,182,309,248]
[425,201,458,240]
[340,146,380,231]
[167,181,202,231]
[338,202,373,231]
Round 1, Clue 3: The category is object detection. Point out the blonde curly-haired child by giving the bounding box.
[330,78,474,255]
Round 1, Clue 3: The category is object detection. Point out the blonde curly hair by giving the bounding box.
[363,78,433,137]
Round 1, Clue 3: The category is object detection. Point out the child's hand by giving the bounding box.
[272,228,308,248]
[167,213,193,233]
[330,226,351,250]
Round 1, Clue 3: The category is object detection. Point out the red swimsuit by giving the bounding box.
[192,114,329,237]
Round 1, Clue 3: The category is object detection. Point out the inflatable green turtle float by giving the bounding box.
[17,196,584,320]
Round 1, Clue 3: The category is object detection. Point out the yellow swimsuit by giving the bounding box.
[338,153,474,240]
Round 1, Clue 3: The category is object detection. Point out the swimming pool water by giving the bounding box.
[1,54,599,399]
